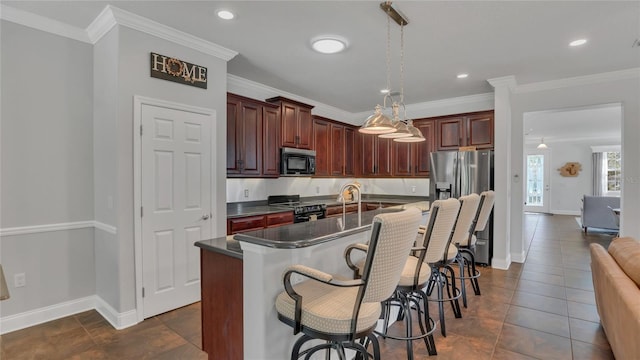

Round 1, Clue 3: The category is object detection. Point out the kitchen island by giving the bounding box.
[196,201,429,360]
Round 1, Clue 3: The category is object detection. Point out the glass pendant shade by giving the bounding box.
[537,138,548,149]
[359,105,397,134]
[393,122,425,142]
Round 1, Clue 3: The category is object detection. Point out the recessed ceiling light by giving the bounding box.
[217,10,235,20]
[569,39,587,47]
[380,89,390,94]
[311,37,347,54]
[457,73,469,79]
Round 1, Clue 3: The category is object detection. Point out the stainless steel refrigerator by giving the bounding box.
[430,150,494,265]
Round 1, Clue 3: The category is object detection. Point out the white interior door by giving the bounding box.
[524,151,550,213]
[141,104,211,318]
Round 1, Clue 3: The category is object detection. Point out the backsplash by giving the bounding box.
[227,177,430,202]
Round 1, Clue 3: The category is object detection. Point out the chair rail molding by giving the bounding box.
[0,221,117,237]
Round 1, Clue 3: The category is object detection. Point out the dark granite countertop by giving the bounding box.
[235,201,429,249]
[195,235,243,259]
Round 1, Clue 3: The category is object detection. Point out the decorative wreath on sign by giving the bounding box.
[166,58,184,77]
[558,162,582,177]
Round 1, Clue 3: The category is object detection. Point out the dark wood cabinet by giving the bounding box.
[201,250,242,360]
[227,93,280,178]
[326,204,359,217]
[226,211,294,235]
[358,133,392,177]
[414,119,435,177]
[436,111,494,150]
[313,118,331,176]
[313,116,357,178]
[392,141,414,177]
[266,96,314,149]
[344,127,356,177]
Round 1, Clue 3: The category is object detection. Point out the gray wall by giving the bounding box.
[0,21,95,316]
[509,77,640,261]
[93,27,120,310]
[103,26,228,312]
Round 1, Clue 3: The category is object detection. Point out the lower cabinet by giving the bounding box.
[326,204,359,217]
[227,211,293,235]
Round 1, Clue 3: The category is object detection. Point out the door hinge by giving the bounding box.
[140,125,143,136]
[141,206,144,217]
[142,287,145,298]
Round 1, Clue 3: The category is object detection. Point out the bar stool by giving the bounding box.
[450,193,482,308]
[456,190,495,303]
[275,208,422,360]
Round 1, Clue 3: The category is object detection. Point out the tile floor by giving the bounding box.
[0,213,616,359]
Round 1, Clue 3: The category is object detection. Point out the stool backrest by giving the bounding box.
[421,198,461,264]
[475,191,495,232]
[361,207,423,303]
[451,193,481,247]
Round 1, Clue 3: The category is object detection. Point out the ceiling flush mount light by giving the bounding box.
[457,73,469,79]
[537,138,548,149]
[217,10,235,20]
[569,39,587,47]
[311,37,347,54]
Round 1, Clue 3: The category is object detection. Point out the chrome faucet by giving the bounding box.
[337,181,362,226]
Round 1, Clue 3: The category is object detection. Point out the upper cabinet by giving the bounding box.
[313,116,357,177]
[357,134,392,177]
[227,93,280,178]
[266,96,314,149]
[435,110,494,150]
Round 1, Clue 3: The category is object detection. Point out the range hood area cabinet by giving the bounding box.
[313,116,357,177]
[266,96,314,150]
[227,93,280,177]
[435,110,494,151]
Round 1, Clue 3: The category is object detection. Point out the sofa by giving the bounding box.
[590,237,640,359]
[581,195,620,233]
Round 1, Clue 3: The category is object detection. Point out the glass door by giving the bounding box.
[524,152,550,213]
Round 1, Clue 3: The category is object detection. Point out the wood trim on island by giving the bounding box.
[200,249,243,360]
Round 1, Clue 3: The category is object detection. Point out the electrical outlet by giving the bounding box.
[411,186,416,193]
[14,273,26,288]
[316,186,320,194]
[244,189,249,198]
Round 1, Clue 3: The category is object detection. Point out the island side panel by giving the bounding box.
[200,249,243,360]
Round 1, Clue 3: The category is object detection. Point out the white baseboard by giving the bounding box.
[511,250,527,263]
[551,210,581,216]
[94,296,138,330]
[0,295,138,335]
[491,253,512,270]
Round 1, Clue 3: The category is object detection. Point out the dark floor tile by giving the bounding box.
[441,315,503,344]
[153,342,208,359]
[569,318,610,350]
[511,291,568,316]
[505,305,570,338]
[565,288,596,305]
[492,347,539,360]
[517,279,567,299]
[520,270,565,287]
[497,323,572,360]
[523,262,565,276]
[571,339,615,360]
[427,331,495,360]
[567,301,600,323]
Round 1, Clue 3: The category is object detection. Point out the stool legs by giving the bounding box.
[427,264,462,337]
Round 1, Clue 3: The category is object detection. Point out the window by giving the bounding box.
[605,151,621,195]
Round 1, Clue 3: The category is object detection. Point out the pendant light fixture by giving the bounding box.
[537,137,548,149]
[393,18,425,143]
[359,10,396,135]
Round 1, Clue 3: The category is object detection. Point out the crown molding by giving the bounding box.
[0,4,90,43]
[487,75,517,90]
[2,4,237,61]
[227,74,355,123]
[90,5,237,61]
[516,68,640,94]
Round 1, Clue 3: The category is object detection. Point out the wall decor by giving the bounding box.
[558,162,582,177]
[150,52,207,89]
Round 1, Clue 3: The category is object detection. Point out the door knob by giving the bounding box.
[200,214,210,221]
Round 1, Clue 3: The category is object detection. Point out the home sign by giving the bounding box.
[150,52,207,89]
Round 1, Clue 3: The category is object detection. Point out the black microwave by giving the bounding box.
[281,147,316,176]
